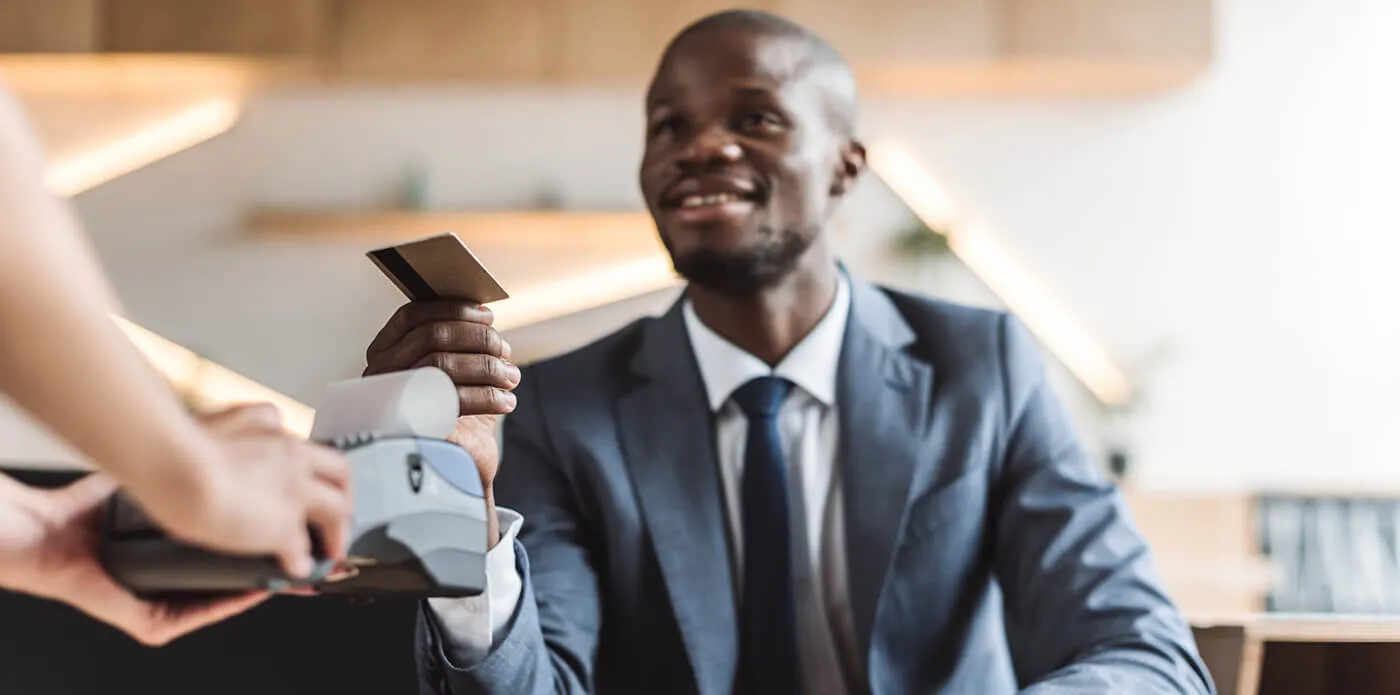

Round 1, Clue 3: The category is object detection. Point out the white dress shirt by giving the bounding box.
[430,275,859,694]
[683,273,858,695]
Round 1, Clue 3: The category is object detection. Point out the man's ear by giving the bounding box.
[830,139,867,196]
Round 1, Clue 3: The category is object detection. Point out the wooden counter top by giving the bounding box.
[1190,613,1400,695]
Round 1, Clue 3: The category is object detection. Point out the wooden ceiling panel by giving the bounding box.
[0,0,100,52]
[0,0,1215,96]
[102,0,331,55]
[778,0,997,64]
[540,0,781,84]
[1003,0,1214,62]
[333,0,550,81]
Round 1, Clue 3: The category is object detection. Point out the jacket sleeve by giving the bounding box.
[990,314,1216,695]
[415,366,602,695]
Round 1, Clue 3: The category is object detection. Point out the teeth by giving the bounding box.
[680,193,742,208]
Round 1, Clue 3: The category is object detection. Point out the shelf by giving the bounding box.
[246,207,672,291]
[0,54,314,98]
[245,209,669,286]
[854,58,1206,98]
[247,209,658,248]
[247,208,681,330]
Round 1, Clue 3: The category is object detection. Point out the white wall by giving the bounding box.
[6,0,1399,493]
[858,0,1400,492]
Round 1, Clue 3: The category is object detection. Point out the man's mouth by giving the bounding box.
[661,175,764,211]
[660,177,766,227]
[668,196,755,225]
[678,192,748,208]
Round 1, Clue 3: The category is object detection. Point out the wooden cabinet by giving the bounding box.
[1004,0,1213,61]
[778,0,996,63]
[0,0,100,52]
[539,0,776,84]
[1192,616,1400,695]
[332,0,549,81]
[0,0,1215,96]
[101,0,331,54]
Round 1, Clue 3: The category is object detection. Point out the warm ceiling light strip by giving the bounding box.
[114,316,316,437]
[867,142,1133,407]
[43,97,241,197]
[37,97,298,428]
[491,254,682,331]
[109,252,683,438]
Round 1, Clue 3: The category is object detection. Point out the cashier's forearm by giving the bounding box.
[0,89,214,501]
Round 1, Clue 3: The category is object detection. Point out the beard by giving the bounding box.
[665,224,817,297]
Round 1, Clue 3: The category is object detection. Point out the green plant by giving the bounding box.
[893,216,952,257]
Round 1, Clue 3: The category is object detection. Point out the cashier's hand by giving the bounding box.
[124,403,354,579]
[0,472,272,646]
[363,300,519,547]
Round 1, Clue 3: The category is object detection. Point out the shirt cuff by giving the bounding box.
[425,507,525,664]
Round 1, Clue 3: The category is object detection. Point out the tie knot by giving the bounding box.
[730,376,793,419]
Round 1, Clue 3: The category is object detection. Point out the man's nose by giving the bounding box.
[677,125,742,170]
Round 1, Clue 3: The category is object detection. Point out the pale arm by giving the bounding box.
[0,89,217,513]
[0,89,352,576]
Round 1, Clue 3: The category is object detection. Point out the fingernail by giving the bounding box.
[504,362,522,385]
[501,339,513,360]
[501,390,518,411]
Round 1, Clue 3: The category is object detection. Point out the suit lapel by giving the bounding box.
[618,303,738,695]
[838,279,935,674]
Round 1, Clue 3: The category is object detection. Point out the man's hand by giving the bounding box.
[122,403,354,578]
[363,300,520,547]
[0,472,273,646]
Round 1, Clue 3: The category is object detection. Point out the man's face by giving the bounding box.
[639,29,858,295]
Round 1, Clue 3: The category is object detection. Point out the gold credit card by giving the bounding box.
[367,233,510,304]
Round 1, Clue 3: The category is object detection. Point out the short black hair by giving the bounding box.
[660,9,859,136]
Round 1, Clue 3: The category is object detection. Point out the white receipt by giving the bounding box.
[309,367,459,444]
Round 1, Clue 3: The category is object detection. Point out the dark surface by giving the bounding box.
[1258,642,1400,695]
[0,467,421,695]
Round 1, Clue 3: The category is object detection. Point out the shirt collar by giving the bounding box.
[682,273,851,412]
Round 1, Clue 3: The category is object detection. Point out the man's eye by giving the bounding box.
[740,111,782,130]
[651,117,681,137]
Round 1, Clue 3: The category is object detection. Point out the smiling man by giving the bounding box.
[364,10,1215,695]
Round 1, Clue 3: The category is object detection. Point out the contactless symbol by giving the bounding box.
[407,453,424,493]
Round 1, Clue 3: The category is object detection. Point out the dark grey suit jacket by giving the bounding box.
[414,275,1215,695]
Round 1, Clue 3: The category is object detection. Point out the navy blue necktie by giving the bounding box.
[731,376,801,695]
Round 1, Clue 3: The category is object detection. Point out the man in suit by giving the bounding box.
[363,9,1215,695]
